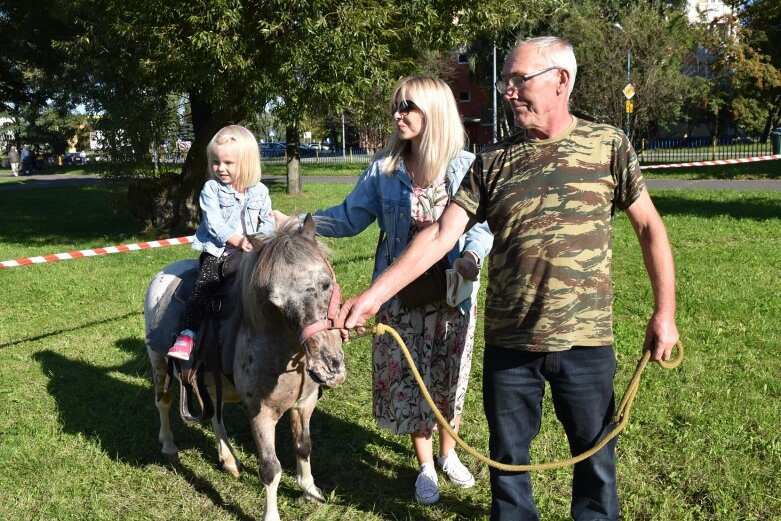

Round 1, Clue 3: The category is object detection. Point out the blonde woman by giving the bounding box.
[168,125,275,360]
[274,76,493,504]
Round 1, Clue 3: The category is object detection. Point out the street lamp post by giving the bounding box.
[492,43,498,143]
[613,23,632,140]
[624,48,631,139]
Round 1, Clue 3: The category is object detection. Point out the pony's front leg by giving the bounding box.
[248,402,283,521]
[148,348,178,462]
[211,411,242,477]
[291,393,326,503]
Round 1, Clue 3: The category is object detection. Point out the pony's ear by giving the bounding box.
[302,213,316,240]
[248,234,265,253]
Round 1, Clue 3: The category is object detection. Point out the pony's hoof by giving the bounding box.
[222,461,242,477]
[303,483,326,503]
[162,451,180,465]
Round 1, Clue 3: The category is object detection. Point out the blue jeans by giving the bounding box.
[482,344,619,521]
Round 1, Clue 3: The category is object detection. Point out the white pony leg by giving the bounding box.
[211,414,242,477]
[296,456,325,503]
[262,472,282,521]
[157,394,178,461]
[148,348,178,462]
[291,404,325,503]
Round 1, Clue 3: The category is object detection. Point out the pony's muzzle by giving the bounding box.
[304,332,346,388]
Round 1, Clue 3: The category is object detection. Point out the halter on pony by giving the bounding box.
[298,249,343,346]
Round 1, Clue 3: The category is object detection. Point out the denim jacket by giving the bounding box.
[311,150,493,313]
[192,179,275,257]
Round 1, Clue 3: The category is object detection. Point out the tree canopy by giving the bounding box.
[52,0,563,231]
[550,0,699,140]
[3,0,779,232]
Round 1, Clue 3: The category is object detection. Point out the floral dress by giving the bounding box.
[372,174,477,437]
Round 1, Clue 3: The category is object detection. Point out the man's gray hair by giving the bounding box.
[517,36,578,98]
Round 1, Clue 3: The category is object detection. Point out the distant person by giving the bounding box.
[274,76,493,505]
[8,146,20,176]
[20,147,33,175]
[338,37,679,520]
[167,125,275,361]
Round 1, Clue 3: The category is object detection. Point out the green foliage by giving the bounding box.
[0,0,85,151]
[687,6,781,136]
[549,0,699,137]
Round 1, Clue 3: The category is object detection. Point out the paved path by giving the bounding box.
[2,173,781,192]
[644,178,781,191]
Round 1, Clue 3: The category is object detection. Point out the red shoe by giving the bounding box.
[167,333,194,360]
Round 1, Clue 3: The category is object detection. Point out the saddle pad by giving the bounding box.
[146,263,198,355]
[145,260,240,378]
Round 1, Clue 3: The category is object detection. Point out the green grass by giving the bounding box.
[0,180,780,520]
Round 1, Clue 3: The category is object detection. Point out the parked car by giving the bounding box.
[259,142,286,158]
[731,134,755,144]
[62,152,88,165]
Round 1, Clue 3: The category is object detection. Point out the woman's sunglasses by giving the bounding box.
[391,99,418,116]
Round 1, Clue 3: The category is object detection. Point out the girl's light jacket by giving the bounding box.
[192,179,275,257]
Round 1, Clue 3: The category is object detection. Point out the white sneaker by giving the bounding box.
[436,449,475,488]
[415,463,440,505]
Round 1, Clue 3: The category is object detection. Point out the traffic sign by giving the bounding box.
[623,83,635,100]
[626,99,634,113]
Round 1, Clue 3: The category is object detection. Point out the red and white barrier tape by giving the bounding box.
[642,154,781,170]
[0,236,194,269]
[2,154,778,269]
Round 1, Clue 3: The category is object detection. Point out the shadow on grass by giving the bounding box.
[33,337,487,520]
[652,191,781,220]
[0,184,139,247]
[0,311,143,350]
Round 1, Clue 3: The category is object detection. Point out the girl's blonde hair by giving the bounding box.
[207,125,262,192]
[379,76,466,187]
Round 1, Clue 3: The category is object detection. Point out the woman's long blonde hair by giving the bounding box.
[207,125,262,192]
[378,76,466,187]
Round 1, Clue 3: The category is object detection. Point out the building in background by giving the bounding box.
[687,0,732,23]
[449,51,495,146]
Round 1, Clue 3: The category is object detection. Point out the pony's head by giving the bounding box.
[239,215,346,388]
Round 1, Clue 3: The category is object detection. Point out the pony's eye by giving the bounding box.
[320,280,331,292]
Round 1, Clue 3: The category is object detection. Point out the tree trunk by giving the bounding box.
[126,91,235,235]
[285,125,302,195]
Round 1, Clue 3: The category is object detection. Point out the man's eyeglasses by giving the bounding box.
[391,99,418,116]
[495,66,561,94]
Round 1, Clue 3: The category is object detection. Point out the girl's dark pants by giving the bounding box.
[182,253,223,332]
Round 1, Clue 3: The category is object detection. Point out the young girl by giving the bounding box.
[168,125,275,360]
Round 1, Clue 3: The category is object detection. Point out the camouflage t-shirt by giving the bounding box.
[454,117,645,352]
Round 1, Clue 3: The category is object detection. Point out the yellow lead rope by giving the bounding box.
[371,323,684,472]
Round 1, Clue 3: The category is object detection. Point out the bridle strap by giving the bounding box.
[298,249,343,345]
[298,282,342,344]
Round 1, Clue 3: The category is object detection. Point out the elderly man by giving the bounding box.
[339,36,679,520]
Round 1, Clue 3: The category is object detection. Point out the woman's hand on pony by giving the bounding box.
[227,234,254,252]
[270,210,295,229]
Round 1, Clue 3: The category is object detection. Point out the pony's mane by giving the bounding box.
[237,219,330,329]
